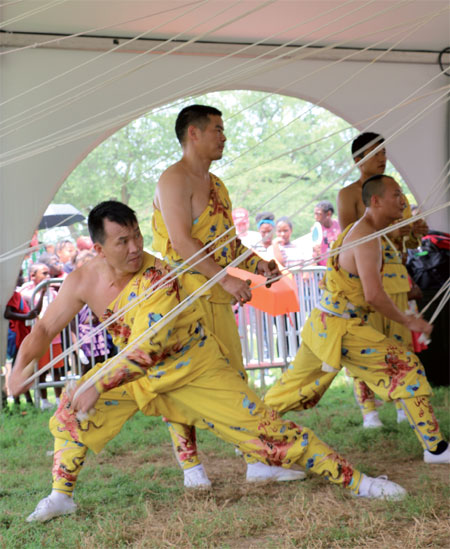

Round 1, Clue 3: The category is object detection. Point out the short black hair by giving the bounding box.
[362,174,392,206]
[255,211,274,223]
[88,201,138,244]
[175,104,222,144]
[315,200,334,214]
[276,216,293,229]
[351,132,384,160]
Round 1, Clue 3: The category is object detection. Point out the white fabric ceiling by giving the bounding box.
[2,0,449,50]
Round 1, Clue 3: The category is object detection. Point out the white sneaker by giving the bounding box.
[424,444,450,464]
[26,492,77,522]
[363,411,383,429]
[246,462,306,483]
[183,464,212,490]
[355,474,407,500]
[396,408,408,423]
[40,399,55,411]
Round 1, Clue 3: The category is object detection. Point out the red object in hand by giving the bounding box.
[411,330,428,352]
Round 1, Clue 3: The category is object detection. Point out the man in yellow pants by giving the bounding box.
[152,104,302,486]
[337,132,428,428]
[265,175,449,463]
[10,201,407,522]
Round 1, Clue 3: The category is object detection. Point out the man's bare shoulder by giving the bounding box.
[338,180,362,200]
[65,257,101,295]
[158,161,190,187]
[155,161,192,208]
[344,217,376,244]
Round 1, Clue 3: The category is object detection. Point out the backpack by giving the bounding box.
[407,231,450,290]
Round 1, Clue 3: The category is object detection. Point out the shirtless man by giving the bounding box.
[152,104,303,486]
[337,132,427,238]
[10,201,407,522]
[337,132,427,428]
[265,175,450,465]
[337,132,387,229]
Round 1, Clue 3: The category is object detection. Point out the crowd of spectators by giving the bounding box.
[232,203,341,271]
[2,234,115,412]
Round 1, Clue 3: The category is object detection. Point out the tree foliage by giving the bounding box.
[55,90,408,244]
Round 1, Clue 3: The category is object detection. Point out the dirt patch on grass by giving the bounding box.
[80,444,450,548]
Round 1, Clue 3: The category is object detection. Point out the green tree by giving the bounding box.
[55,90,408,245]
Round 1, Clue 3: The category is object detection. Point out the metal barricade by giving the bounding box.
[19,267,324,406]
[238,266,326,383]
[29,279,111,408]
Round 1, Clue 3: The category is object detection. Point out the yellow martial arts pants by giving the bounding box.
[265,339,443,452]
[165,296,253,469]
[49,341,363,496]
[352,292,412,416]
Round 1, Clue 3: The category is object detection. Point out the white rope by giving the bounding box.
[2,4,446,390]
[1,83,447,266]
[0,0,28,9]
[22,241,255,388]
[0,244,41,262]
[274,91,450,226]
[419,278,450,317]
[2,37,444,174]
[0,76,447,268]
[417,159,450,210]
[225,5,448,121]
[0,0,210,124]
[0,0,442,180]
[0,0,215,129]
[1,5,446,308]
[126,0,415,118]
[199,0,423,107]
[0,0,369,134]
[0,1,206,57]
[30,200,450,395]
[20,223,253,381]
[15,111,450,387]
[258,202,450,282]
[0,212,86,262]
[20,197,450,389]
[3,5,444,171]
[428,286,450,325]
[70,246,256,400]
[0,0,411,156]
[0,0,273,136]
[430,181,450,208]
[116,6,438,179]
[179,0,389,106]
[220,13,444,176]
[0,0,69,29]
[250,88,449,222]
[225,76,449,182]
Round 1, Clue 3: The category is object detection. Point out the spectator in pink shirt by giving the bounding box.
[312,201,341,266]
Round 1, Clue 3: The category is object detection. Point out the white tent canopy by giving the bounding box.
[1,1,449,350]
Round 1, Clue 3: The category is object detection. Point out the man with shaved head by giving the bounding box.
[338,133,428,428]
[265,175,450,466]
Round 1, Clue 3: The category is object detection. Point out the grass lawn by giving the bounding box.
[0,373,449,548]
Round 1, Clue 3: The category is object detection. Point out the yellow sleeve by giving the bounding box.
[235,239,260,273]
[93,266,191,394]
